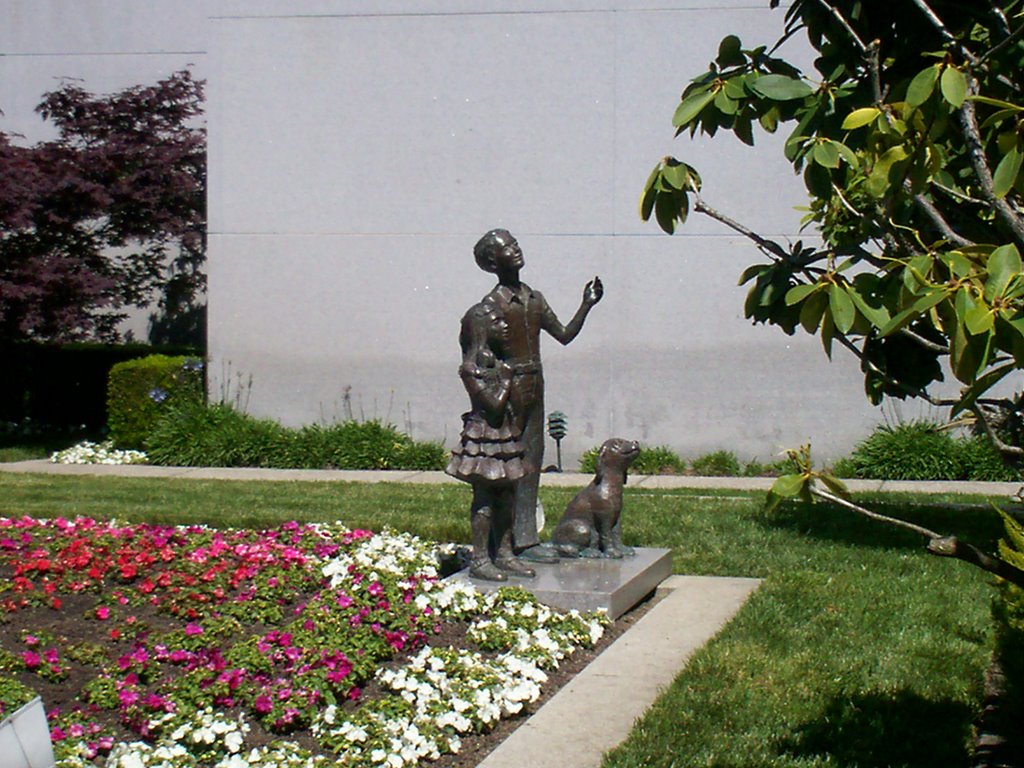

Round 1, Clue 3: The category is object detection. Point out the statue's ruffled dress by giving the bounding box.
[446,411,530,484]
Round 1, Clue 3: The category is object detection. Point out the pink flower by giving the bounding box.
[184,623,203,636]
[254,695,272,713]
[21,651,41,669]
[95,606,110,620]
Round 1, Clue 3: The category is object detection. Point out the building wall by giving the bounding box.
[3,2,897,464]
[208,1,890,464]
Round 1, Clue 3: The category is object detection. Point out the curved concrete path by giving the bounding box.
[2,459,1022,497]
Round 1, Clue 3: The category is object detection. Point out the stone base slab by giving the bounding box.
[451,547,672,619]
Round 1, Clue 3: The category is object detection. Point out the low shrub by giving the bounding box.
[842,421,965,481]
[691,450,742,477]
[959,435,1020,482]
[578,444,686,475]
[838,421,1021,482]
[107,355,204,449]
[145,401,446,470]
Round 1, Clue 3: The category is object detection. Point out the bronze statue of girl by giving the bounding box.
[446,301,536,581]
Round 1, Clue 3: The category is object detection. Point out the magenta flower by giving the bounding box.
[21,650,41,669]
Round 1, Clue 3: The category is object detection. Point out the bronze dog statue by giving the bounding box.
[552,438,640,558]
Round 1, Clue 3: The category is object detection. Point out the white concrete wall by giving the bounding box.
[3,2,897,464]
[207,1,890,464]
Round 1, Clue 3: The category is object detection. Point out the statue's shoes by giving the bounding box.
[469,561,508,582]
[494,557,536,578]
[516,544,559,564]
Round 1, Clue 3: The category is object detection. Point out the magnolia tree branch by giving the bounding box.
[813,0,869,53]
[957,97,1024,247]
[692,196,793,261]
[911,191,974,247]
[970,403,1024,457]
[811,486,1024,589]
[899,327,950,354]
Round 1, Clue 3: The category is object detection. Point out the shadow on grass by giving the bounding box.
[758,499,1004,554]
[778,689,976,767]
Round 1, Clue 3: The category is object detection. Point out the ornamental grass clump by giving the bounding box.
[0,516,607,768]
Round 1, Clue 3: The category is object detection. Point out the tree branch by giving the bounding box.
[957,97,1024,248]
[813,0,869,53]
[812,486,1024,590]
[980,17,1024,65]
[970,403,1024,457]
[692,196,793,262]
[899,327,950,354]
[911,191,974,247]
[810,487,941,538]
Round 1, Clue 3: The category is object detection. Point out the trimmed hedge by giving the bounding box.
[144,399,446,471]
[107,355,204,449]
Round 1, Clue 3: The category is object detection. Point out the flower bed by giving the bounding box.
[0,517,608,767]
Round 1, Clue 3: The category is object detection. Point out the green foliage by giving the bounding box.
[106,355,203,449]
[839,422,1020,481]
[958,435,1021,482]
[844,422,965,481]
[578,444,686,475]
[994,509,1024,730]
[0,676,36,717]
[691,449,742,477]
[643,3,1024,426]
[144,399,446,470]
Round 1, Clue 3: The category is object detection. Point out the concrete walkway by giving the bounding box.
[2,459,1022,497]
[478,575,762,768]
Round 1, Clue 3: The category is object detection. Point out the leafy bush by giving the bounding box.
[145,401,445,470]
[842,421,965,481]
[107,355,204,449]
[958,436,1020,482]
[691,450,741,477]
[838,422,1021,482]
[578,444,685,475]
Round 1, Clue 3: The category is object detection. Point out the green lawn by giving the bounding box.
[0,473,1005,767]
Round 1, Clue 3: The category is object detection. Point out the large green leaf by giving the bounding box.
[841,107,881,130]
[866,146,910,198]
[785,282,821,305]
[716,35,745,68]
[993,145,1022,199]
[751,74,814,101]
[951,361,1018,417]
[906,65,939,107]
[661,162,691,190]
[829,283,857,333]
[812,140,841,169]
[985,244,1022,301]
[673,89,715,128]
[639,165,660,220]
[800,291,829,333]
[770,473,807,498]
[939,67,967,108]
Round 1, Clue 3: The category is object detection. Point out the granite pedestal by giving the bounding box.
[451,547,672,619]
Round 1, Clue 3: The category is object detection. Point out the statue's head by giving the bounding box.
[459,301,506,359]
[474,229,521,274]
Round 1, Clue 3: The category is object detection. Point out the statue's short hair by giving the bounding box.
[474,228,513,273]
[459,300,504,359]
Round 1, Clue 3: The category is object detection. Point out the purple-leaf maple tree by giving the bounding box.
[0,69,205,344]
